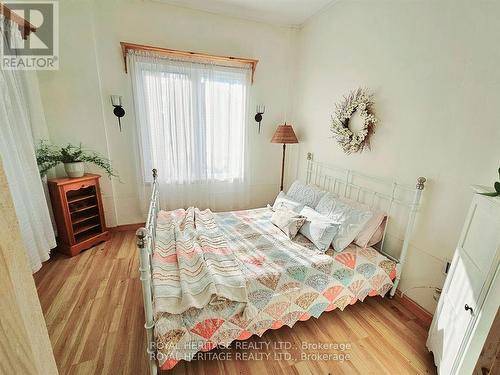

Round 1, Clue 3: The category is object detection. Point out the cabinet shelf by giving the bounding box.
[74,228,103,244]
[67,194,96,204]
[70,204,98,214]
[72,214,99,226]
[73,222,101,236]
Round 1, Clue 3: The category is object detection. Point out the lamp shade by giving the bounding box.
[271,123,299,144]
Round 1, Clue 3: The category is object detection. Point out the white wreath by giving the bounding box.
[331,88,377,154]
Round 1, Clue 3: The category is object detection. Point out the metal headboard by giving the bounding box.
[305,152,426,298]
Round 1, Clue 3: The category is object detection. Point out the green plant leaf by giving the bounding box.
[479,192,499,197]
[495,181,500,194]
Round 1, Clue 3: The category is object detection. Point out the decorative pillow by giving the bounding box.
[287,180,326,208]
[271,208,306,239]
[366,217,387,247]
[336,197,387,248]
[298,206,339,252]
[315,193,373,252]
[315,192,339,213]
[272,191,304,213]
[354,210,387,248]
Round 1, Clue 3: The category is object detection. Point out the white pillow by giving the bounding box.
[271,208,306,239]
[315,191,339,213]
[315,193,373,252]
[272,191,304,213]
[365,217,387,247]
[334,197,388,248]
[298,206,339,252]
[287,180,326,208]
[355,213,386,248]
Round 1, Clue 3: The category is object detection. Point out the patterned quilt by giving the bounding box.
[153,208,256,318]
[153,207,396,370]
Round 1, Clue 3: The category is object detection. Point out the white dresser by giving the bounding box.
[427,186,500,374]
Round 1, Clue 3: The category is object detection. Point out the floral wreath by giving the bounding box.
[331,88,377,154]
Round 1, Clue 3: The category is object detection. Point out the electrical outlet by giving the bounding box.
[443,260,451,275]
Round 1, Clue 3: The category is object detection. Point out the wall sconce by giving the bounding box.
[255,104,265,134]
[111,95,125,132]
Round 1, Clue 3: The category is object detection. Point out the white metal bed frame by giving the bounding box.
[136,169,160,375]
[135,155,426,375]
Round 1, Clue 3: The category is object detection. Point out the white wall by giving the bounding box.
[292,0,500,312]
[37,0,297,226]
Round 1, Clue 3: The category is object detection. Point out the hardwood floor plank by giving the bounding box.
[34,231,437,374]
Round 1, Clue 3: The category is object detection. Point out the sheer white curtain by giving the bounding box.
[0,16,56,272]
[129,50,251,211]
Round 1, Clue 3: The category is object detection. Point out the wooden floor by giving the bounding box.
[34,231,437,375]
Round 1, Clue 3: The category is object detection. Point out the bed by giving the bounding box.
[135,154,426,374]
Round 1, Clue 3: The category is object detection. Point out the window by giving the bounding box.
[130,54,249,185]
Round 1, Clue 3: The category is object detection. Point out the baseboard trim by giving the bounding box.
[395,290,433,327]
[108,223,145,232]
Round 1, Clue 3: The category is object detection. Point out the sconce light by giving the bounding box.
[111,95,125,132]
[255,104,265,134]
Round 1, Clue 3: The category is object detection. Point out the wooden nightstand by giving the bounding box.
[48,174,110,256]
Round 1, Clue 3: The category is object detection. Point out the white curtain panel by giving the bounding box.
[0,16,56,272]
[129,50,252,211]
[23,70,58,234]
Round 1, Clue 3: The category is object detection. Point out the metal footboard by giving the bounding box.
[136,169,159,375]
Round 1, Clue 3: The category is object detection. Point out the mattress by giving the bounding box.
[153,207,396,370]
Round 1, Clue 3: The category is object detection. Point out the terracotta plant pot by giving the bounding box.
[64,162,85,178]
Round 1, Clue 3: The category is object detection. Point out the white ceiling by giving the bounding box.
[151,0,336,27]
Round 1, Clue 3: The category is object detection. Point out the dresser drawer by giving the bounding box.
[62,179,96,193]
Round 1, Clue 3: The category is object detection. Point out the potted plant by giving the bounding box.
[36,141,118,179]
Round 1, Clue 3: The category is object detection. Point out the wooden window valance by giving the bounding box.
[0,4,36,39]
[120,42,258,83]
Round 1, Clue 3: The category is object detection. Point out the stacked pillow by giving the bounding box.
[338,197,387,248]
[271,207,306,239]
[272,191,304,213]
[286,180,326,208]
[270,180,387,252]
[315,193,373,252]
[298,206,338,252]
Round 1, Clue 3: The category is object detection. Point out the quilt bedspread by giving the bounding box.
[152,208,255,317]
[153,207,396,370]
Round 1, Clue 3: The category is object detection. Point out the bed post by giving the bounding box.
[136,168,159,375]
[390,176,426,298]
[306,152,313,184]
[136,228,157,375]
